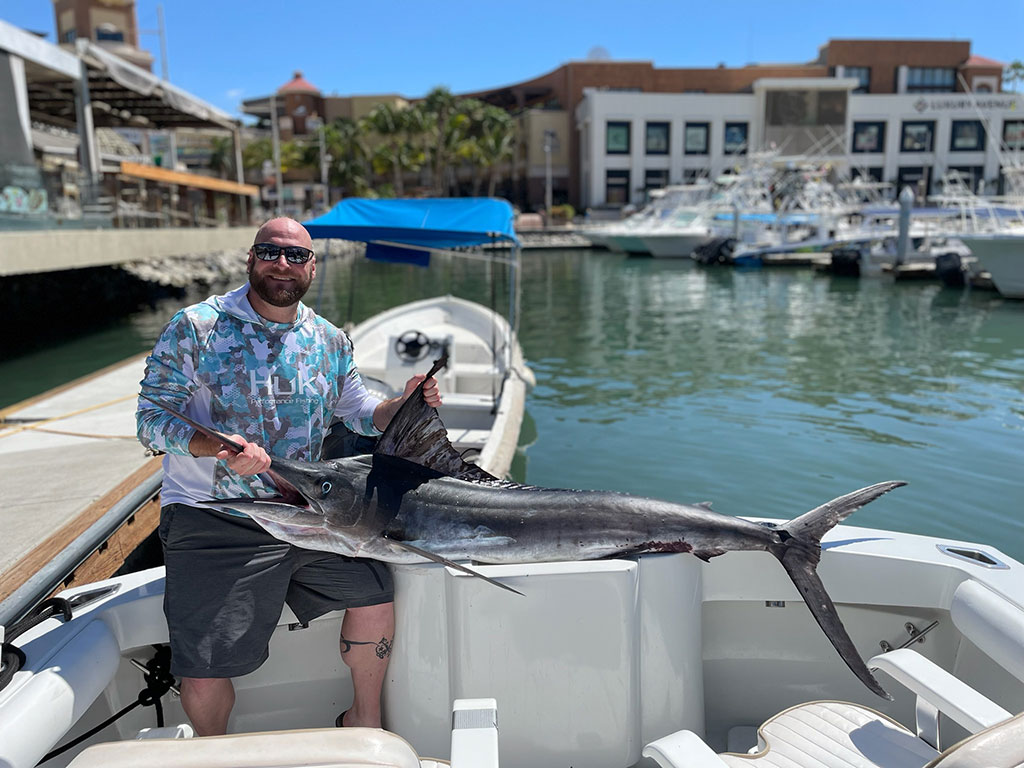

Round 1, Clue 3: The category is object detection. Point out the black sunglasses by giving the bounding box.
[252,243,314,264]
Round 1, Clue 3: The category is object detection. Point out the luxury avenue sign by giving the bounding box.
[914,97,1018,113]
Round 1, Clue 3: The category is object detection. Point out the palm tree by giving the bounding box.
[1004,61,1024,92]
[422,86,471,196]
[208,135,234,179]
[476,106,517,197]
[323,118,371,197]
[361,102,425,196]
[242,137,273,173]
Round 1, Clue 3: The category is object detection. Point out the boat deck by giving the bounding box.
[0,355,160,607]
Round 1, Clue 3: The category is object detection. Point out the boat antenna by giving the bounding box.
[314,240,328,315]
[345,242,359,329]
[489,233,499,411]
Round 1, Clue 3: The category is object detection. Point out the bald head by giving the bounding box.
[253,217,313,250]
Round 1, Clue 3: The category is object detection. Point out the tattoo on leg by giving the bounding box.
[340,635,393,659]
[339,635,375,654]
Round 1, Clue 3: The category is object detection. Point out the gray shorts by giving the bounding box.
[159,503,394,679]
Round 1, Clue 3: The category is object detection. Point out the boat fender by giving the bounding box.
[40,645,178,764]
[0,597,73,693]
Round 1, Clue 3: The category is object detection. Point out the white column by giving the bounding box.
[74,58,100,188]
[5,52,32,153]
[897,66,909,94]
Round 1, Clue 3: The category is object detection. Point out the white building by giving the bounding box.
[577,79,1022,208]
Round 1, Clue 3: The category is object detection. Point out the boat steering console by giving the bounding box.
[395,330,447,363]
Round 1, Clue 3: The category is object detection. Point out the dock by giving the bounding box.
[0,356,160,618]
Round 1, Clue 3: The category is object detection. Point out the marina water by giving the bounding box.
[3,249,1022,561]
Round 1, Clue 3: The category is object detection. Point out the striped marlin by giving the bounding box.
[141,356,903,699]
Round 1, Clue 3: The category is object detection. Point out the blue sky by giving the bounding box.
[5,0,1023,119]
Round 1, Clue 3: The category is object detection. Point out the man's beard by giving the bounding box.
[248,264,313,308]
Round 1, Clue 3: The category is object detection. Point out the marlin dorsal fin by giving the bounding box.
[373,354,498,482]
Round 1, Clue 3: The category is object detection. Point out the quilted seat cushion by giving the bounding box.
[718,701,940,768]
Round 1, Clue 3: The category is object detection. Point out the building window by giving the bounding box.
[606,122,631,155]
[723,122,748,155]
[645,122,669,155]
[644,168,669,191]
[606,169,631,205]
[852,121,886,153]
[946,166,984,193]
[60,28,76,43]
[765,90,846,126]
[950,120,986,152]
[901,121,935,152]
[907,67,956,93]
[1003,120,1024,151]
[684,122,709,155]
[897,166,931,197]
[95,25,125,42]
[845,66,871,93]
[682,168,709,183]
[850,166,884,183]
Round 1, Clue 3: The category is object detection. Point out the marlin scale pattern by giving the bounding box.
[141,355,904,699]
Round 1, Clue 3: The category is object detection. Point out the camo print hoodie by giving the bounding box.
[136,283,381,511]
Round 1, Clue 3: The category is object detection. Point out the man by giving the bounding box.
[137,217,439,736]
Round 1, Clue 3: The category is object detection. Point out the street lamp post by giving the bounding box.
[270,93,284,216]
[307,117,332,213]
[543,129,557,222]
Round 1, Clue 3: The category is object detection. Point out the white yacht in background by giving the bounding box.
[929,170,1024,297]
[957,231,1024,297]
[582,184,714,255]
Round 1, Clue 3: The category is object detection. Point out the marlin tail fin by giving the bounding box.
[774,480,906,700]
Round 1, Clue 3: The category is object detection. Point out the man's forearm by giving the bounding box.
[372,396,405,432]
[188,430,223,458]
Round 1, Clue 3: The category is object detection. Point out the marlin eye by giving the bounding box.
[321,481,333,496]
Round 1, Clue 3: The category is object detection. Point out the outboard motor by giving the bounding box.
[829,246,864,277]
[934,252,966,288]
[693,237,736,265]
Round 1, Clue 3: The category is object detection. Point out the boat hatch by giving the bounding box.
[936,544,1009,570]
[67,584,121,610]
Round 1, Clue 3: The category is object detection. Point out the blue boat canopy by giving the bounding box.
[303,198,518,266]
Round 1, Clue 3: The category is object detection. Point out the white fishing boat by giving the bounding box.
[304,197,534,478]
[348,294,533,478]
[2,510,1022,768]
[957,232,1024,299]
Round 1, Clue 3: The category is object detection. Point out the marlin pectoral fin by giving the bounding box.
[139,393,245,454]
[779,550,892,700]
[384,536,525,597]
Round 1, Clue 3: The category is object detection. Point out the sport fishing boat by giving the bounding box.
[348,294,532,477]
[304,198,534,478]
[2,494,1022,767]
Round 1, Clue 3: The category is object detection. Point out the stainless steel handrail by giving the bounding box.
[0,470,163,628]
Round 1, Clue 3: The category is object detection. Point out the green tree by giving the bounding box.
[208,135,234,179]
[242,137,273,172]
[422,86,475,196]
[242,137,305,174]
[323,118,371,197]
[1004,60,1024,92]
[361,102,425,196]
[476,106,517,197]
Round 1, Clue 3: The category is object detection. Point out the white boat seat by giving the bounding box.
[720,701,937,768]
[643,644,1023,768]
[65,727,443,768]
[643,704,1024,768]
